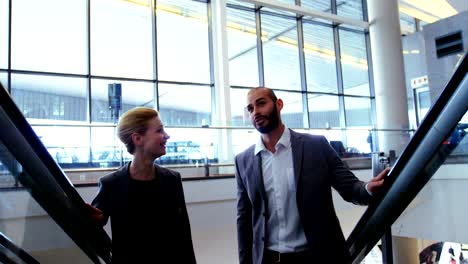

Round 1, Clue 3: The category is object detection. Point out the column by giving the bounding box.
[367,0,410,156]
[210,0,234,169]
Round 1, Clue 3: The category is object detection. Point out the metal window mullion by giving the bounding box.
[255,8,264,87]
[207,0,217,122]
[86,0,93,163]
[7,0,12,93]
[86,0,92,124]
[362,0,368,22]
[333,27,347,146]
[296,17,309,129]
[366,31,376,125]
[151,0,158,110]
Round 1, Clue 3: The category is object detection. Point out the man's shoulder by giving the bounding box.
[290,129,325,142]
[236,144,255,159]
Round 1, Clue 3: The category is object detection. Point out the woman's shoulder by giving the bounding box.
[99,165,129,185]
[155,164,181,179]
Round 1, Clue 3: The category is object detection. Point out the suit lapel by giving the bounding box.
[290,130,303,187]
[252,150,267,201]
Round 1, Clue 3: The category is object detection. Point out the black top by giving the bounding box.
[92,163,196,264]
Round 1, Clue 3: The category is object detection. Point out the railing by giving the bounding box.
[346,53,468,263]
[0,83,112,263]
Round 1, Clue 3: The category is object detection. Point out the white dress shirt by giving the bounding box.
[254,127,309,253]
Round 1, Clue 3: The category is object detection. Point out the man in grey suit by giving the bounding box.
[235,87,388,264]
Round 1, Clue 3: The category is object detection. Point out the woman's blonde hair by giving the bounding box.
[117,107,159,154]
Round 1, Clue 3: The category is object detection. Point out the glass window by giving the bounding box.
[156,0,210,83]
[346,129,371,154]
[337,0,363,20]
[301,0,331,12]
[226,7,259,87]
[11,74,87,122]
[275,90,304,128]
[162,127,218,165]
[91,0,153,79]
[91,79,155,123]
[232,128,258,155]
[91,126,127,168]
[158,83,211,127]
[308,94,340,128]
[33,126,91,167]
[11,0,87,74]
[230,88,250,127]
[339,29,370,96]
[0,72,6,88]
[0,0,8,69]
[261,13,301,91]
[344,96,371,127]
[303,22,338,93]
[227,0,255,9]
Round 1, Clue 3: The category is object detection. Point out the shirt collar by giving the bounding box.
[254,126,291,155]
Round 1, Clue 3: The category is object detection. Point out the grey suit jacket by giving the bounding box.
[235,129,371,264]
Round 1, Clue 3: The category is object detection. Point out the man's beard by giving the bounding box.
[255,104,280,134]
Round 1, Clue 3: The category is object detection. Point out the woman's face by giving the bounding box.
[138,116,170,159]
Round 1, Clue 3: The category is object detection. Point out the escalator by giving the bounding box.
[347,53,468,263]
[0,83,112,263]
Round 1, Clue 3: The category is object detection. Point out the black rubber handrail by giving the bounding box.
[0,83,112,263]
[346,52,468,263]
[0,232,39,264]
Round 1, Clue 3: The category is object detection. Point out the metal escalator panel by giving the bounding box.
[0,83,111,264]
[347,53,468,264]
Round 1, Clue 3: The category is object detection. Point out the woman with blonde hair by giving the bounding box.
[88,107,196,263]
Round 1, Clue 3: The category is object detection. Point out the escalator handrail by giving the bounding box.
[0,84,112,263]
[346,53,468,263]
[0,231,40,264]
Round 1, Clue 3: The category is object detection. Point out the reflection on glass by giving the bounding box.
[156,0,210,83]
[308,94,340,128]
[337,0,363,20]
[11,0,87,74]
[261,13,301,90]
[11,74,87,122]
[301,0,331,12]
[0,0,8,69]
[227,0,255,8]
[344,96,371,127]
[303,22,337,93]
[339,29,370,96]
[91,126,127,168]
[447,111,468,156]
[162,127,218,165]
[158,83,211,127]
[33,126,90,167]
[275,90,304,127]
[91,79,155,123]
[346,129,371,154]
[91,0,153,79]
[227,7,259,87]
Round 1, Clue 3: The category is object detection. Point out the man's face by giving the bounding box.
[246,89,280,134]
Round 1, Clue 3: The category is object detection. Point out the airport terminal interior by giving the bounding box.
[0,0,467,263]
